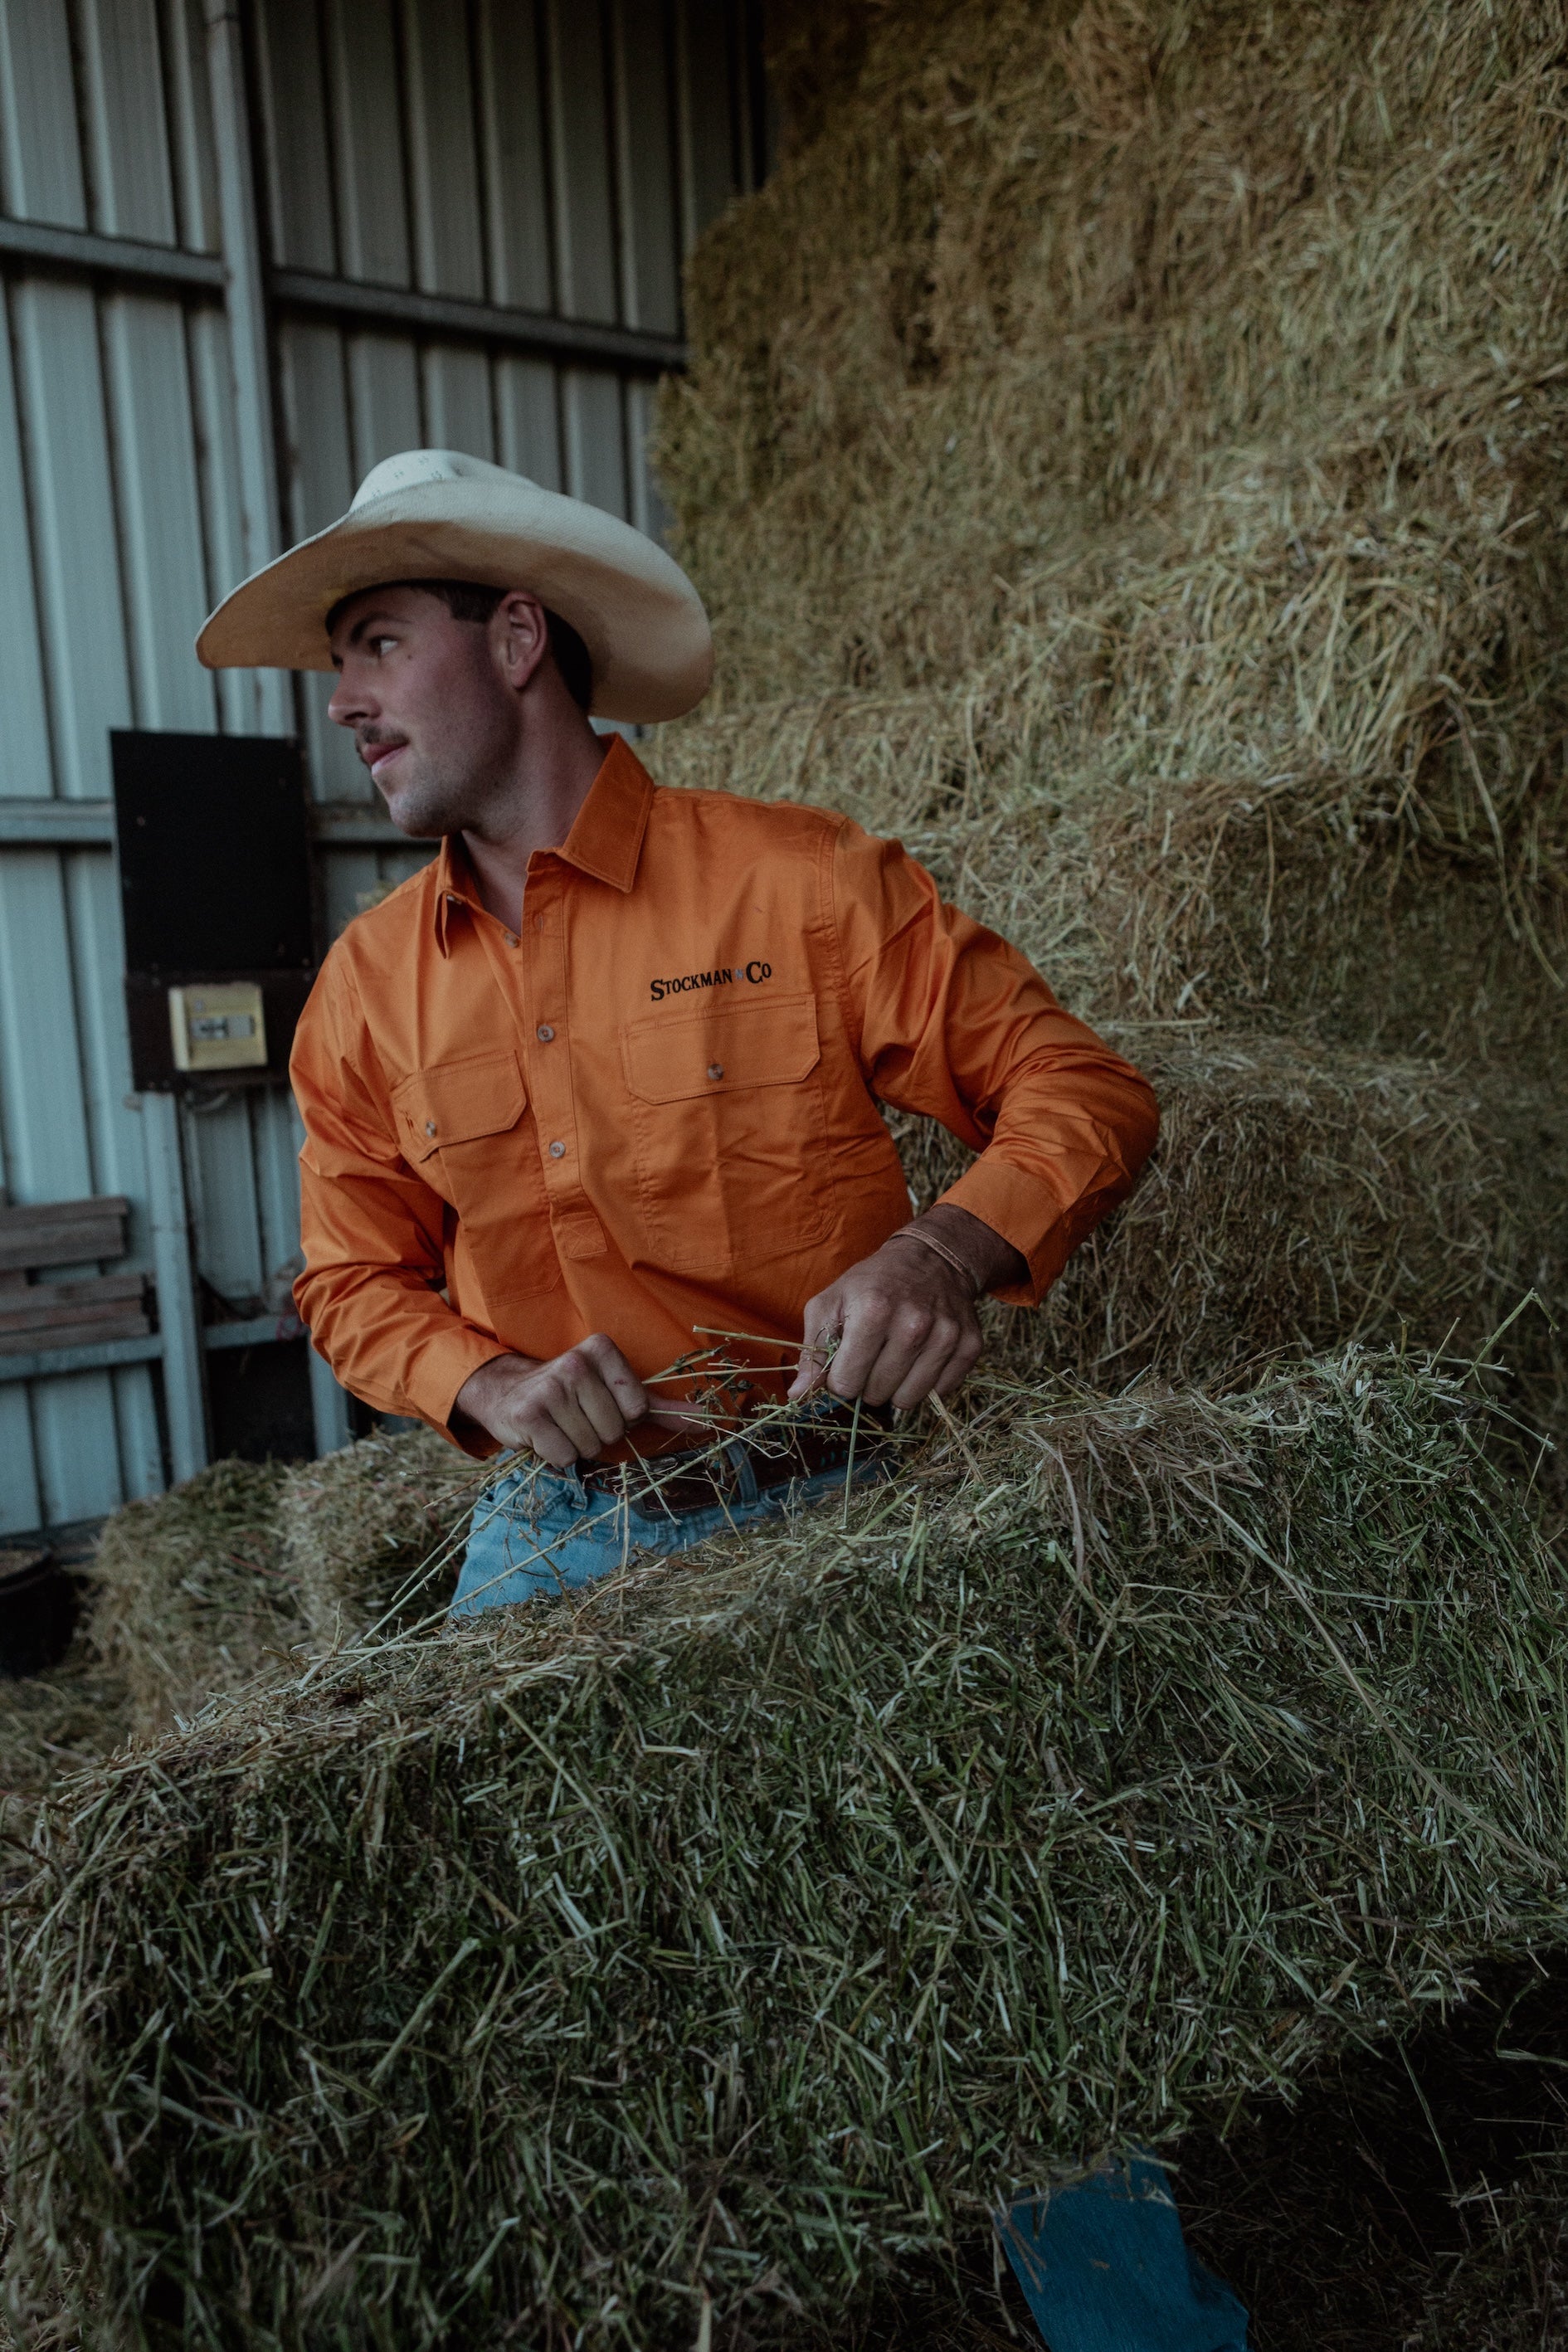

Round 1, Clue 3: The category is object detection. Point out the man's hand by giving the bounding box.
[454,1334,650,1466]
[787,1205,1026,1410]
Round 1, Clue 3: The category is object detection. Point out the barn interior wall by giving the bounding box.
[0,0,762,1531]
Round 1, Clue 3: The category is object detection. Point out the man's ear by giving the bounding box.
[494,592,550,692]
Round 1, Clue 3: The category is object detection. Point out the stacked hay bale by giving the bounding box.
[654,0,1568,1427]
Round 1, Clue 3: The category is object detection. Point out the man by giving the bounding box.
[197,450,1158,1614]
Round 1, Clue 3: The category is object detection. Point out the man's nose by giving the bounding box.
[327,666,373,728]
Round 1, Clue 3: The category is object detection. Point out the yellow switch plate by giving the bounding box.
[168,983,268,1074]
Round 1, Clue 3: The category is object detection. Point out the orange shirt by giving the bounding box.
[291,737,1158,1454]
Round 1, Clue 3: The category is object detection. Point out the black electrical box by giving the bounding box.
[112,730,318,1093]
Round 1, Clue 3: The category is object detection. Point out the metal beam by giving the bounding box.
[0,215,226,296]
[0,799,437,850]
[0,1332,163,1383]
[270,267,688,375]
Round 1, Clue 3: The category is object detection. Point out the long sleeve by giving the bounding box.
[830,820,1159,1304]
[290,956,509,1449]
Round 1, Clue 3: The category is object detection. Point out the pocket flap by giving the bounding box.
[621,991,821,1104]
[392,1054,526,1161]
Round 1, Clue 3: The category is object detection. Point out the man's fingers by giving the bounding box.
[824,1289,900,1402]
[787,1293,841,1399]
[892,1320,980,1410]
[577,1332,650,1422]
[932,1327,984,1400]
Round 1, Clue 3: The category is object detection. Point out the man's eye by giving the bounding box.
[370,635,397,655]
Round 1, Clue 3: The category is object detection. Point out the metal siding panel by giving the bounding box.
[252,0,338,274]
[495,354,562,487]
[251,1083,303,1296]
[188,304,284,736]
[278,319,365,802]
[626,377,671,543]
[402,0,485,299]
[0,853,94,1200]
[112,1362,165,1499]
[324,0,413,288]
[61,851,147,1254]
[421,343,493,456]
[0,0,87,229]
[32,1372,129,1522]
[0,1391,43,1534]
[102,294,220,731]
[76,0,179,245]
[346,331,422,471]
[544,0,618,324]
[11,280,132,800]
[163,0,222,253]
[610,0,679,334]
[475,0,553,312]
[561,367,626,516]
[0,285,56,800]
[184,1094,265,1302]
[321,846,384,937]
[674,0,735,251]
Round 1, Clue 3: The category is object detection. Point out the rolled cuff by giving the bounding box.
[397,1323,516,1458]
[937,1152,1127,1308]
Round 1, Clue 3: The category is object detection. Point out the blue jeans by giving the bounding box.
[450,1431,887,1619]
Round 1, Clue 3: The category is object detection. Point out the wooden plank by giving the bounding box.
[324,0,413,289]
[402,0,485,299]
[544,0,618,325]
[0,1223,128,1273]
[75,0,179,245]
[102,294,220,730]
[0,0,88,230]
[475,0,552,312]
[611,0,679,336]
[251,0,338,273]
[11,280,133,801]
[421,345,494,458]
[0,1275,147,1339]
[0,285,56,803]
[495,354,562,487]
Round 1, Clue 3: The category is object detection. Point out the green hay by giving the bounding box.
[88,1460,295,1741]
[8,1352,1568,2350]
[277,1426,475,1650]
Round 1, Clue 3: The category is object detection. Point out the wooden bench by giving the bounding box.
[0,1197,149,1358]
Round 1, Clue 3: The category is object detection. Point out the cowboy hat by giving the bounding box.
[194,449,713,724]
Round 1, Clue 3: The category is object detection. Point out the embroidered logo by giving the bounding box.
[649,960,772,1004]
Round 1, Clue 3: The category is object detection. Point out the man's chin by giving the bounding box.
[377,782,451,840]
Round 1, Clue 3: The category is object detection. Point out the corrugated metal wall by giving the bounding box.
[0,0,762,1531]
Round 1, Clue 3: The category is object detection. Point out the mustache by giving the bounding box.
[357,730,409,757]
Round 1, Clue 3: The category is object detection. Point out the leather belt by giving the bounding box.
[581,1406,893,1521]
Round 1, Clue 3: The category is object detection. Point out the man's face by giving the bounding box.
[326,585,523,836]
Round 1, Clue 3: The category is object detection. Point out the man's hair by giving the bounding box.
[325,577,594,712]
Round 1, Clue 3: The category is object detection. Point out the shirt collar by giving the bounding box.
[431,734,656,954]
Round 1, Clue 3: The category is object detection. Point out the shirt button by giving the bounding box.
[425,1120,437,1137]
[537,1024,555,1043]
[548,1139,566,1159]
[707,1062,724,1081]
[503,931,518,947]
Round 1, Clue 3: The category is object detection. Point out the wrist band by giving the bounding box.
[888,1224,981,1298]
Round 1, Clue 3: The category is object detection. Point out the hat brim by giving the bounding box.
[194,476,713,725]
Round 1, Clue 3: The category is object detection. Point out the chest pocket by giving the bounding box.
[392,1053,526,1171]
[621,991,833,1275]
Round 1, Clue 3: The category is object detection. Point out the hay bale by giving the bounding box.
[89,1458,297,1738]
[9,1353,1568,2350]
[277,1424,476,1647]
[0,1622,130,1842]
[894,1036,1553,1385]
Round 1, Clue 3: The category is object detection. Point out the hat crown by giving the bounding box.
[349,448,538,512]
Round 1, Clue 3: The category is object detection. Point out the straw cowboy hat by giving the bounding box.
[195,448,713,724]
